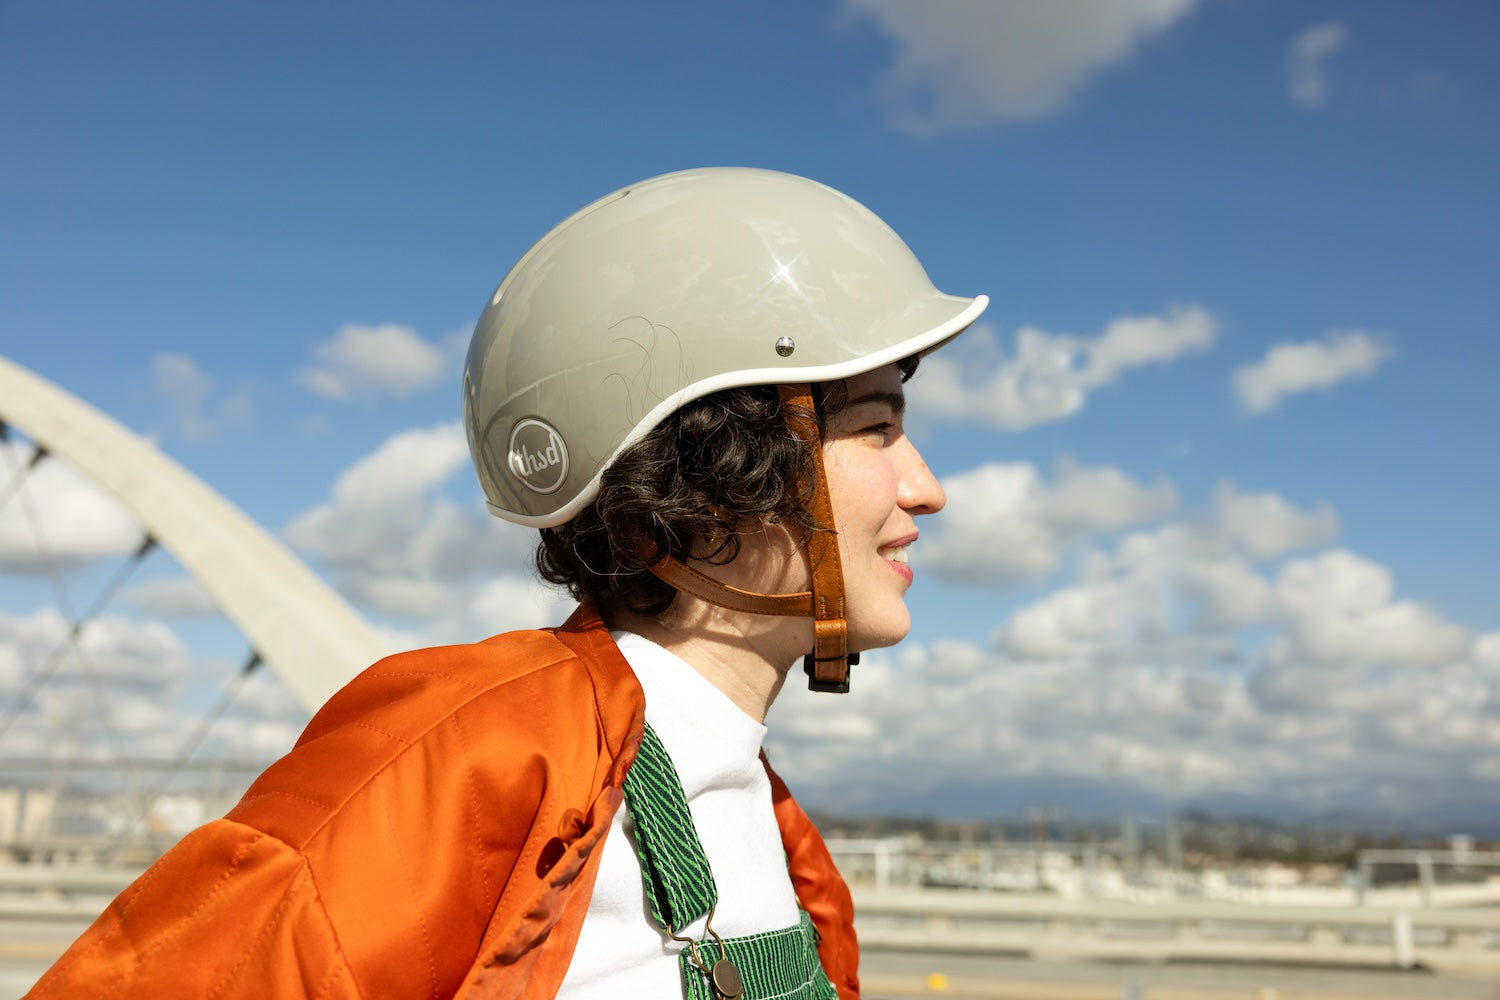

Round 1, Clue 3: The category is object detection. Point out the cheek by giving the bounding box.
[824,445,898,532]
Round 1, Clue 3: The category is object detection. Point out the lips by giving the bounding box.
[877,532,918,564]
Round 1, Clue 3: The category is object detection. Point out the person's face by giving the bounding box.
[820,362,946,652]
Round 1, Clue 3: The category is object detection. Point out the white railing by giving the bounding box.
[3,863,1499,975]
[1355,848,1500,907]
[823,838,1500,973]
[851,887,1500,973]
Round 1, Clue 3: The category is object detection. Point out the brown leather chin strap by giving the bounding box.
[645,382,856,693]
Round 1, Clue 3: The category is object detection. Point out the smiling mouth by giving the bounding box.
[878,544,910,564]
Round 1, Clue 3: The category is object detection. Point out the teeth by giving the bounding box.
[880,546,909,564]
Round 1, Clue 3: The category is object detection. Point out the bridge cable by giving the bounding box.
[0,438,156,746]
[114,651,264,854]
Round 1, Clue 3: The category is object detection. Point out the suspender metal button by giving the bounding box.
[710,957,744,999]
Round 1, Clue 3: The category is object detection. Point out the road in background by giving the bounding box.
[861,950,1500,999]
[5,911,1498,1000]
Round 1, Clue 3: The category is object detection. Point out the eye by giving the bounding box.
[862,421,896,442]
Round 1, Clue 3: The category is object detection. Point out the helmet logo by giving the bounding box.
[507,418,569,495]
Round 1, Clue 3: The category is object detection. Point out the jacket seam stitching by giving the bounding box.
[113,831,264,997]
[202,854,307,1000]
[293,649,577,848]
[374,776,443,998]
[448,710,494,908]
[300,855,366,1000]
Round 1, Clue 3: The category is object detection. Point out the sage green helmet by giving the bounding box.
[463,167,987,527]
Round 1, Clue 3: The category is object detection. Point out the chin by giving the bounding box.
[850,612,912,653]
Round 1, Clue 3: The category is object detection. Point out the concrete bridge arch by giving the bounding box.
[0,353,389,713]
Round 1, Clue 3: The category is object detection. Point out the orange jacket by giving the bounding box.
[27,605,859,999]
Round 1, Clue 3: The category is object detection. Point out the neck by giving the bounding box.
[609,600,810,723]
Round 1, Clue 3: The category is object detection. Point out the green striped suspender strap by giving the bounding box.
[621,722,839,1000]
[621,721,719,932]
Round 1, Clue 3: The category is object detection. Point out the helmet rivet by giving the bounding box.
[774,336,796,358]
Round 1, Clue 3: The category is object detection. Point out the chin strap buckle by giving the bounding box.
[803,650,859,693]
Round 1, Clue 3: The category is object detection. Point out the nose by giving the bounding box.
[896,438,946,515]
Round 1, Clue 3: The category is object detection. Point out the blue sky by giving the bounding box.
[2,1,1498,831]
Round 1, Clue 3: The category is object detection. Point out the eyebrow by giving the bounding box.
[843,389,906,417]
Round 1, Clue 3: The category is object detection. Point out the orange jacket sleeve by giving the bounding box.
[27,819,361,998]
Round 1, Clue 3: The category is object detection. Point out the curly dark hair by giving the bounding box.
[537,357,919,619]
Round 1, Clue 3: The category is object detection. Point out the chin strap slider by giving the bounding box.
[803,650,859,693]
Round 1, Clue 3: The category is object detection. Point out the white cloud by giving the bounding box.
[209,714,308,759]
[1213,483,1339,561]
[779,709,880,744]
[0,608,189,741]
[1179,554,1277,630]
[1046,458,1180,534]
[1017,517,1470,673]
[1274,550,1472,667]
[773,494,1493,822]
[1233,330,1392,414]
[841,0,1199,134]
[1475,633,1500,671]
[70,613,190,687]
[924,457,1473,706]
[916,638,989,683]
[912,306,1216,431]
[921,463,1057,581]
[152,353,251,441]
[0,605,311,771]
[0,442,142,571]
[996,527,1476,683]
[228,666,305,719]
[1083,307,1219,382]
[1106,521,1276,632]
[325,422,472,509]
[465,576,578,637]
[1287,22,1348,109]
[918,458,1176,585]
[296,323,449,400]
[998,576,1160,661]
[285,422,543,638]
[769,637,1264,813]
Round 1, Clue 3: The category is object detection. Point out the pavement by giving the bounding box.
[5,913,1499,999]
[860,949,1500,1000]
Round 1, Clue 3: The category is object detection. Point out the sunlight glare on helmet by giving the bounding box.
[766,254,803,293]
